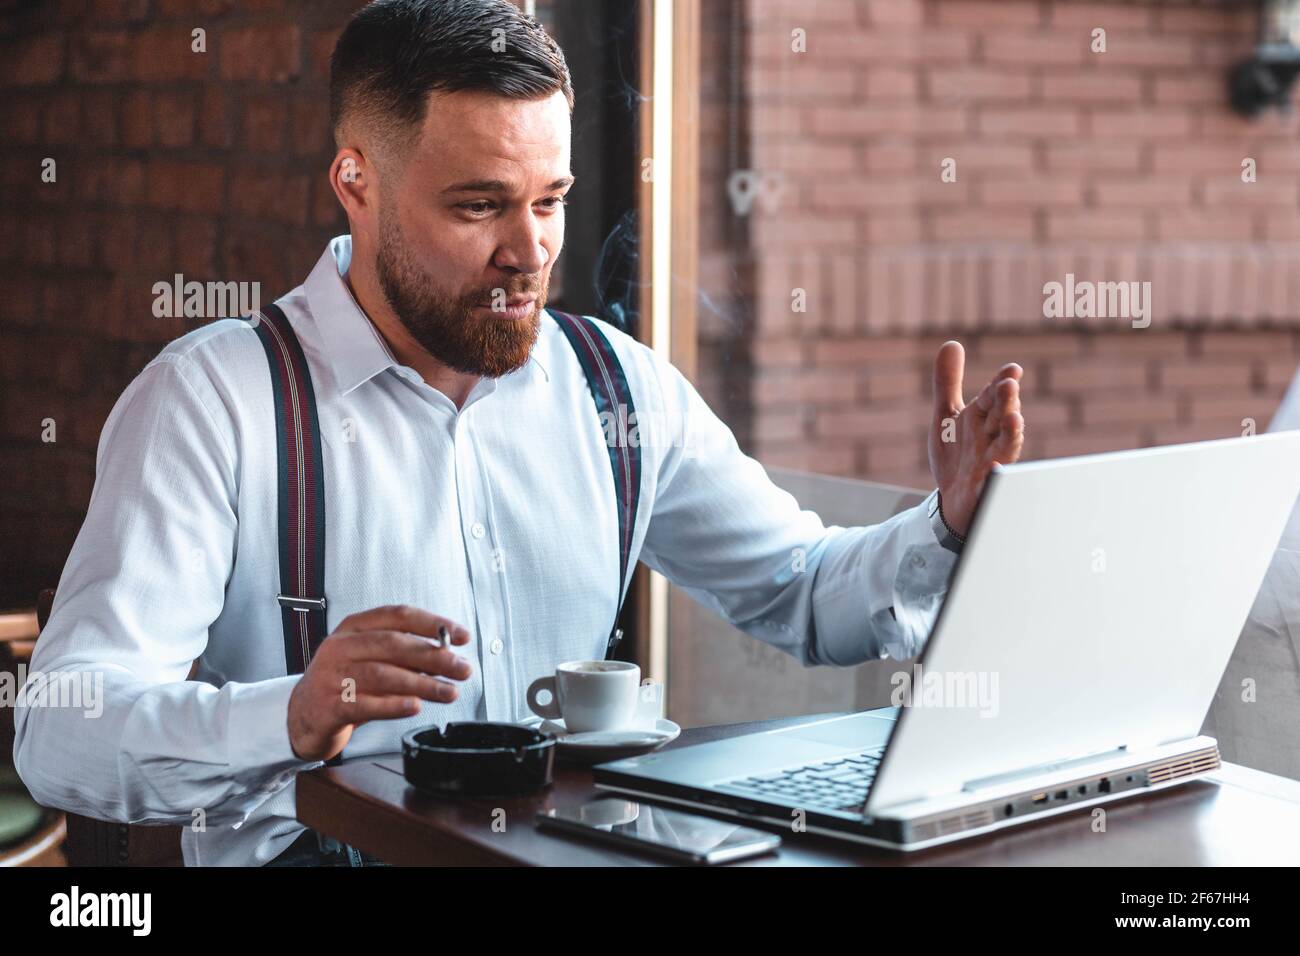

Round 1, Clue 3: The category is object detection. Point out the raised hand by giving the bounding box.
[926,341,1025,537]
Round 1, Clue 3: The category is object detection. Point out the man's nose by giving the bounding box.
[493,210,551,276]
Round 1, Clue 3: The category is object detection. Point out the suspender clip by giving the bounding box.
[277,594,328,613]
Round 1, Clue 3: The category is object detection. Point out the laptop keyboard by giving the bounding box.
[717,748,883,814]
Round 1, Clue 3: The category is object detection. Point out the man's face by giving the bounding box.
[375,89,571,378]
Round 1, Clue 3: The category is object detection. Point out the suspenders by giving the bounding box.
[549,309,643,660]
[251,303,330,676]
[249,303,643,680]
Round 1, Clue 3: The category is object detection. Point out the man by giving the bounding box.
[14,0,1025,866]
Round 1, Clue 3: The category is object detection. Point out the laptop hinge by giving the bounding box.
[961,746,1130,793]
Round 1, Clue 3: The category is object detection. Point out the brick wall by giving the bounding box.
[697,0,1300,489]
[0,0,372,610]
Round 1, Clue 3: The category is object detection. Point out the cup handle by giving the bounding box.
[636,679,665,728]
[526,676,562,720]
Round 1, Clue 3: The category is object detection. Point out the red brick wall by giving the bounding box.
[697,0,1300,489]
[0,0,372,610]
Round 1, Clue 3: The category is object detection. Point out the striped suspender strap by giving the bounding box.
[548,309,643,661]
[250,303,329,678]
[254,304,357,851]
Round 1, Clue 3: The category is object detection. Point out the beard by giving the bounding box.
[375,206,545,378]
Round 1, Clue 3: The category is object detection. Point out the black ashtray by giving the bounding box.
[402,722,557,798]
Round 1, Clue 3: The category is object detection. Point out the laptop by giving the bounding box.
[593,432,1300,851]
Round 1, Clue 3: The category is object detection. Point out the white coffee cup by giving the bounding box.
[526,660,641,733]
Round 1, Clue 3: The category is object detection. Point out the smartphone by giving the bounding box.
[536,796,781,865]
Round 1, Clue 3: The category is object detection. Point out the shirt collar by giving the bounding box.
[303,234,550,398]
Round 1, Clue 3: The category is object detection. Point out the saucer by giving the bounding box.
[529,717,680,764]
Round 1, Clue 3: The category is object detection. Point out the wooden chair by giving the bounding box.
[34,588,185,866]
[0,812,66,867]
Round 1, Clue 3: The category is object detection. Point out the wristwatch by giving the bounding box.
[927,490,966,555]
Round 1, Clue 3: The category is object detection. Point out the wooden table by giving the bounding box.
[296,712,1300,866]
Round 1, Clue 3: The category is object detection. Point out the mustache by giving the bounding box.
[471,284,544,306]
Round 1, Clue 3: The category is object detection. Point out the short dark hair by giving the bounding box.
[330,0,574,156]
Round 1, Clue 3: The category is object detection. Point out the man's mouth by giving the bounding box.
[475,296,537,318]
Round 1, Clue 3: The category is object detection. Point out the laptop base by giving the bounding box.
[594,735,1221,852]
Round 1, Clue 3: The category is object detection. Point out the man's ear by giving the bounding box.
[329,147,373,222]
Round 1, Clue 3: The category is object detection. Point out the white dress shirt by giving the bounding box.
[14,235,958,866]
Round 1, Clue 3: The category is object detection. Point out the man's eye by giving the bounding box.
[459,199,568,214]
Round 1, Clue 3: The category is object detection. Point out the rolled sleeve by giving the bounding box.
[810,490,958,665]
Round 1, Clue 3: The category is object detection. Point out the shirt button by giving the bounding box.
[471,522,486,539]
[490,638,504,655]
[911,555,927,569]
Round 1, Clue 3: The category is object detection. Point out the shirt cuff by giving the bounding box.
[225,675,323,787]
[883,494,961,659]
[926,488,965,554]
